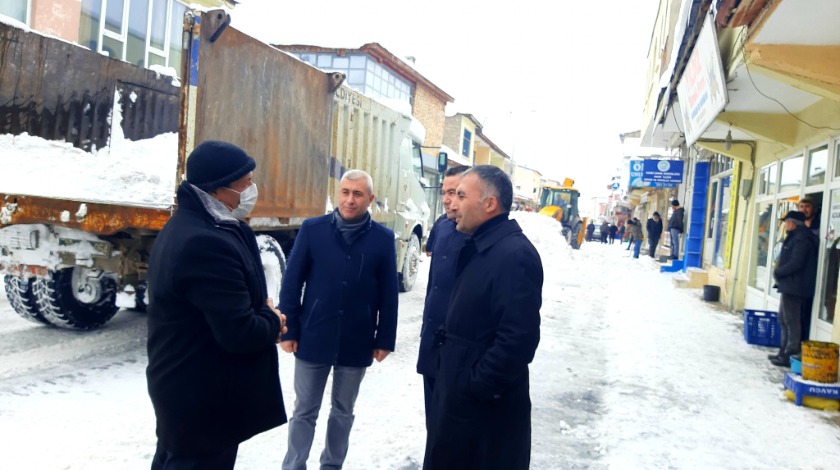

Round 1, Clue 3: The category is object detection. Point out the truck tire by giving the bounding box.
[31,267,119,330]
[257,234,287,305]
[399,234,421,293]
[3,275,50,325]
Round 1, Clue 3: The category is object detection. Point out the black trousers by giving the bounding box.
[778,294,803,357]
[151,441,238,470]
[649,237,660,258]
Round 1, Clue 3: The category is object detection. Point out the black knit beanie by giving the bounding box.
[186,141,256,192]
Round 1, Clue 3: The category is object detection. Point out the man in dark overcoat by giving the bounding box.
[770,210,818,366]
[279,169,398,469]
[424,165,543,470]
[146,141,287,468]
[417,165,469,428]
[646,211,663,258]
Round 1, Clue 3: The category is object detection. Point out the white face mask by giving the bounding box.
[225,184,258,220]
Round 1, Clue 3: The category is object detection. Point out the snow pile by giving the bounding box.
[0,90,178,209]
[0,131,178,208]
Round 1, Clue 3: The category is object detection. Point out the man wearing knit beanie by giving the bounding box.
[146,140,287,468]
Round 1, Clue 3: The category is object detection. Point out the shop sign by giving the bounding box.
[629,159,684,188]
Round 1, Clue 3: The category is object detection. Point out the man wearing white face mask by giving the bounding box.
[146,140,288,469]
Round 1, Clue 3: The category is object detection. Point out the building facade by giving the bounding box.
[1,0,231,74]
[641,0,840,343]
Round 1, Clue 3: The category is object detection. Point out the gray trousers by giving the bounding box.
[778,294,803,357]
[669,228,681,258]
[283,358,367,470]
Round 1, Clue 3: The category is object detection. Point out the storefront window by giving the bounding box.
[834,141,840,179]
[759,163,777,195]
[807,145,828,186]
[707,181,718,239]
[714,176,731,268]
[749,201,773,291]
[819,189,840,325]
[768,199,799,299]
[779,155,803,193]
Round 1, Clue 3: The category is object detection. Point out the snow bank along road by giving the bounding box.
[1,212,840,469]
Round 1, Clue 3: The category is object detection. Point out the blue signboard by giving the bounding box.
[629,159,684,188]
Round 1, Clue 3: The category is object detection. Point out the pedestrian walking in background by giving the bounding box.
[628,219,644,258]
[418,165,469,428]
[424,165,542,470]
[769,211,818,367]
[586,220,595,242]
[600,221,609,244]
[668,200,685,259]
[279,169,398,470]
[609,223,618,244]
[647,212,663,259]
[626,218,641,251]
[146,141,287,469]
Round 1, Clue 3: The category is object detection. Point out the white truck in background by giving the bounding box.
[0,9,429,330]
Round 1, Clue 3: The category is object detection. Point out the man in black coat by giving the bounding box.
[424,165,543,470]
[646,211,664,258]
[770,211,819,367]
[146,141,287,468]
[418,165,469,428]
[668,199,685,259]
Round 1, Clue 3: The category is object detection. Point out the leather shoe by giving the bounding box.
[770,355,790,367]
[767,353,780,360]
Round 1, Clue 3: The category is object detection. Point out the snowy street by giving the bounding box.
[1,212,840,469]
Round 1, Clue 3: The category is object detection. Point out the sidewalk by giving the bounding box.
[559,237,840,469]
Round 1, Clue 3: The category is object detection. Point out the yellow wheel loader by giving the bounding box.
[538,178,586,249]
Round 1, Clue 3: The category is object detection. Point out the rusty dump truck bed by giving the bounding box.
[0,10,338,234]
[180,10,339,221]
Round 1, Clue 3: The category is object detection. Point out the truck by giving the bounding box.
[538,178,586,249]
[0,9,430,330]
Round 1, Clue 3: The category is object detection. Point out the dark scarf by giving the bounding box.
[334,209,371,246]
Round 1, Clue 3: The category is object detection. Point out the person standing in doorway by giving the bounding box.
[279,169,398,470]
[647,212,663,259]
[797,196,821,340]
[424,165,542,470]
[798,196,821,237]
[769,211,818,367]
[668,200,685,259]
[417,165,469,429]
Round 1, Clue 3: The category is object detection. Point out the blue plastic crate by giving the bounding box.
[743,309,781,347]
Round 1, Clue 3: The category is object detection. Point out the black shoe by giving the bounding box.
[767,354,780,360]
[770,355,790,367]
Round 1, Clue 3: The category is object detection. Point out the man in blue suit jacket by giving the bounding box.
[279,169,398,470]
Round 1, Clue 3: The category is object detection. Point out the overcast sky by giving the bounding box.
[230,0,660,199]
